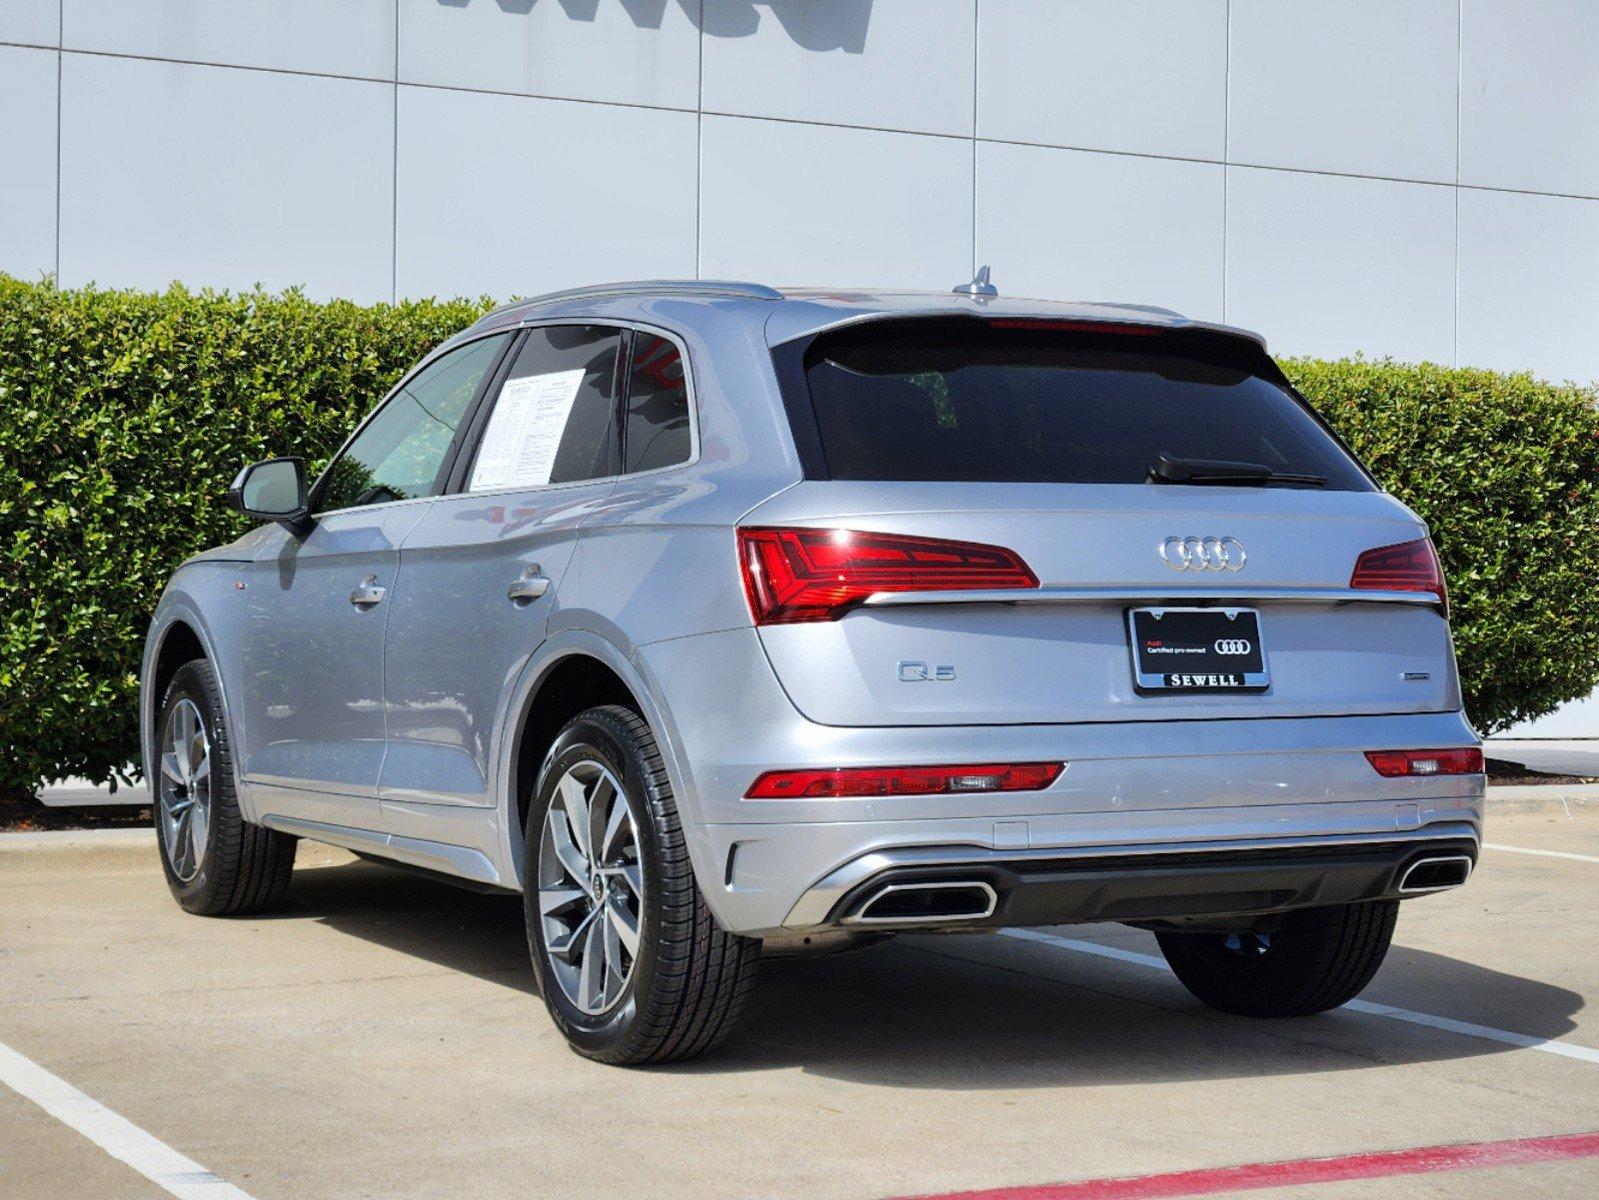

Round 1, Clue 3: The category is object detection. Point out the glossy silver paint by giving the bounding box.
[141,282,1484,939]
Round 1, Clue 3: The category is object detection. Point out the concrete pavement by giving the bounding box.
[2,800,1597,1200]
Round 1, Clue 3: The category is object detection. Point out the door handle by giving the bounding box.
[507,565,550,606]
[349,575,387,608]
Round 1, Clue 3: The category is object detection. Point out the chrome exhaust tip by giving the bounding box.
[1397,854,1474,894]
[842,880,999,926]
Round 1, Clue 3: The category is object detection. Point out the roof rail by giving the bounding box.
[472,279,783,327]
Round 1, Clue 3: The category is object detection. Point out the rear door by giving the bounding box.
[749,317,1458,727]
[379,323,627,814]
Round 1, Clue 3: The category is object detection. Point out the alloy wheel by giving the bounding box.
[158,697,212,882]
[537,760,645,1016]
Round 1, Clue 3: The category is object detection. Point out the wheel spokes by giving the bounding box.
[537,759,646,1016]
[606,898,640,958]
[549,905,599,963]
[546,810,589,886]
[558,773,593,864]
[188,799,209,869]
[578,915,606,1009]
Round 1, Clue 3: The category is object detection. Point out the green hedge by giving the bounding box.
[0,278,491,798]
[1283,355,1599,736]
[1,277,1595,798]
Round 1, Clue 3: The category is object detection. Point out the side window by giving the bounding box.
[468,325,623,491]
[316,334,507,513]
[624,333,692,473]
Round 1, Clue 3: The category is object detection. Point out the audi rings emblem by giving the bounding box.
[1213,638,1252,655]
[1159,536,1247,572]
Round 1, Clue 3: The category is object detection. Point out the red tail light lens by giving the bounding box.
[1350,537,1448,614]
[737,527,1038,624]
[1364,748,1483,778]
[746,762,1064,799]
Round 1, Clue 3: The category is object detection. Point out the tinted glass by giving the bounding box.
[317,334,507,513]
[799,320,1371,490]
[624,333,691,473]
[468,325,622,491]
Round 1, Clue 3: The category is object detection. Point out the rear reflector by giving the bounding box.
[1364,748,1484,778]
[746,762,1064,799]
[737,527,1037,624]
[1350,537,1448,614]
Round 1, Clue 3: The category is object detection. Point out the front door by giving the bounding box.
[239,331,510,825]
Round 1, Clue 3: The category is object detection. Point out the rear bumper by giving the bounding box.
[633,628,1484,937]
[787,828,1479,930]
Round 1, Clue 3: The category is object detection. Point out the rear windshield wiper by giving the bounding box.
[1148,452,1326,488]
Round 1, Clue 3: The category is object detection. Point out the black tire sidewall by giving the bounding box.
[154,661,231,908]
[523,711,670,1056]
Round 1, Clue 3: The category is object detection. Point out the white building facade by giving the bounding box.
[1,0,1596,733]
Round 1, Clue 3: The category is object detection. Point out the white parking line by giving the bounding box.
[1485,842,1599,865]
[0,1039,255,1200]
[998,928,1599,1066]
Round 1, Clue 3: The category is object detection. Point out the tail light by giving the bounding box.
[747,762,1064,799]
[1350,537,1448,615]
[737,527,1037,625]
[1364,748,1483,778]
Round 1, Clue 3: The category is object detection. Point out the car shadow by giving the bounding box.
[285,858,1586,1089]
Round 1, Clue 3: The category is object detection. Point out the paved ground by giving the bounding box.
[1484,739,1599,780]
[2,796,1597,1200]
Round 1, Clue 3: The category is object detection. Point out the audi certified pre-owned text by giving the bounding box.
[141,278,1483,1063]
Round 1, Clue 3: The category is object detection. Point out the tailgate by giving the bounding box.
[746,482,1459,727]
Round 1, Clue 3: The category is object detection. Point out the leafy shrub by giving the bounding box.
[0,277,1594,798]
[1284,356,1599,735]
[0,277,490,798]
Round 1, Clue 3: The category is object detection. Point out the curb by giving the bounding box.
[0,828,154,848]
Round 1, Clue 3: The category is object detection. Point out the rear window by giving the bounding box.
[792,319,1372,491]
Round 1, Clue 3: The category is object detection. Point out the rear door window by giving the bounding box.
[792,319,1371,491]
[623,332,692,473]
[467,324,623,491]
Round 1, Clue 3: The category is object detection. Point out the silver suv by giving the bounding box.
[141,278,1484,1064]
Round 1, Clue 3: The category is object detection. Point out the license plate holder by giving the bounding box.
[1128,607,1269,693]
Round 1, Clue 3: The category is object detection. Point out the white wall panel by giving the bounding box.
[63,0,396,79]
[58,56,393,300]
[1458,189,1599,384]
[395,87,696,301]
[1225,167,1455,363]
[1461,0,1599,198]
[978,0,1226,161]
[699,115,971,290]
[702,0,973,137]
[398,0,699,110]
[976,142,1223,320]
[1229,0,1457,182]
[0,45,57,279]
[0,0,57,46]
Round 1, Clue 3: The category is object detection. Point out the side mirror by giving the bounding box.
[228,457,313,535]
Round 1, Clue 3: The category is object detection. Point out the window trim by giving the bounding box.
[307,328,517,519]
[446,318,701,500]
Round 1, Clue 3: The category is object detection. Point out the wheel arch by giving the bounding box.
[493,631,707,894]
[141,587,254,820]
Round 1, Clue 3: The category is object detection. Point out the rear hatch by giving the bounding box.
[747,315,1458,727]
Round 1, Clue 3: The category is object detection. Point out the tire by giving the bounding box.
[523,705,760,1065]
[1155,900,1398,1017]
[153,659,297,915]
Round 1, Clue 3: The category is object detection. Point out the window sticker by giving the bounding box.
[469,369,587,491]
